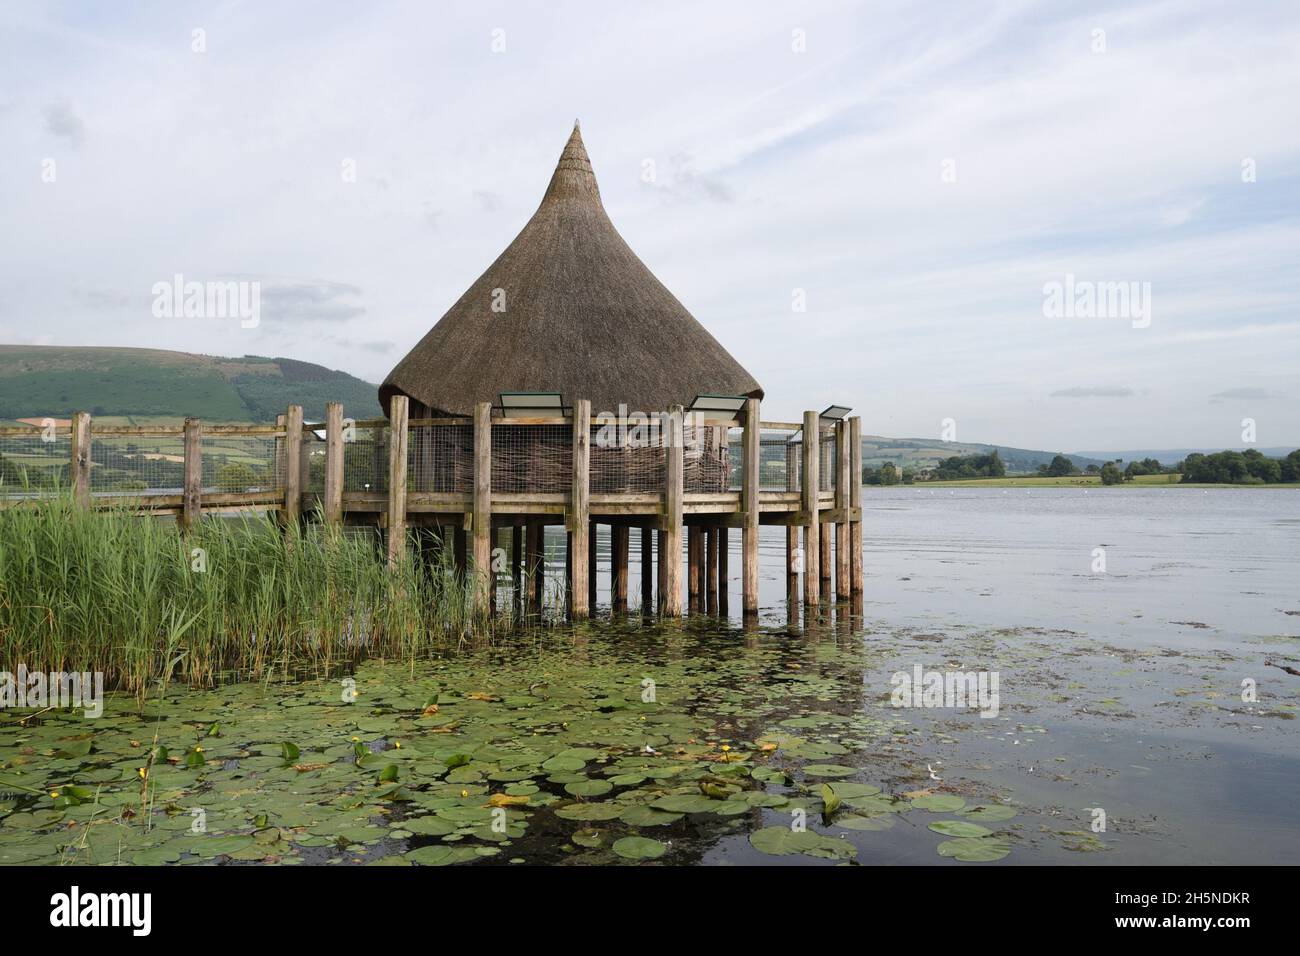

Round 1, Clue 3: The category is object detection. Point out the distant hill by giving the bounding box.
[0,345,382,423]
[860,436,1107,475]
[1070,447,1300,467]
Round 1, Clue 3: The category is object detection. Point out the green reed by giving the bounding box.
[0,496,497,696]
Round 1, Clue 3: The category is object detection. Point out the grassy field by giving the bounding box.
[909,474,1300,488]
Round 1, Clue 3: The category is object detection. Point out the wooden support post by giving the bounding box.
[283,405,303,525]
[718,526,729,615]
[386,395,409,566]
[687,525,701,612]
[835,418,851,599]
[512,525,523,611]
[182,417,202,531]
[69,411,91,509]
[661,406,684,616]
[820,513,832,586]
[612,525,629,610]
[801,410,820,605]
[656,528,666,612]
[323,402,344,527]
[787,527,799,585]
[569,399,591,618]
[640,527,654,611]
[587,521,597,611]
[741,397,760,614]
[706,527,719,614]
[850,416,864,595]
[471,402,492,613]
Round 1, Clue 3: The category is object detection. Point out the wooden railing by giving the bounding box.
[0,398,864,617]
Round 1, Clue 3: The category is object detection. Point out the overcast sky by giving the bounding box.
[2,0,1297,450]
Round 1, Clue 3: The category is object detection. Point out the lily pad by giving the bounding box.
[612,836,667,860]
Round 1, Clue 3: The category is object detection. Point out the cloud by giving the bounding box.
[224,276,366,323]
[472,190,503,212]
[43,98,84,146]
[1209,387,1280,403]
[1050,387,1136,398]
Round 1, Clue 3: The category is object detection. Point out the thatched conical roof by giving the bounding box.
[380,121,762,417]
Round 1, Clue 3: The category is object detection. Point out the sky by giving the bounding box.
[1,0,1297,451]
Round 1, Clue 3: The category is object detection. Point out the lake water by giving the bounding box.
[3,487,1297,866]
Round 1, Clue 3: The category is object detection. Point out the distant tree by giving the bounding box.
[1099,462,1123,485]
[1085,464,1100,475]
[879,462,900,486]
[1281,449,1300,483]
[1046,454,1075,477]
[987,449,1006,478]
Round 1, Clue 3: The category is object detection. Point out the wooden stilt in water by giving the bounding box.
[819,513,832,603]
[656,528,667,613]
[661,406,684,616]
[850,416,864,595]
[640,527,654,612]
[512,525,523,613]
[588,520,598,611]
[741,397,760,615]
[687,525,702,613]
[471,402,493,615]
[612,524,629,611]
[717,526,729,615]
[454,525,468,578]
[706,527,719,614]
[569,399,591,618]
[801,410,820,605]
[835,419,850,599]
[565,530,572,618]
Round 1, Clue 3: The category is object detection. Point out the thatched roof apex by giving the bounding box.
[380,121,762,417]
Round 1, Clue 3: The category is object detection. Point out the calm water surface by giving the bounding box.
[3,487,1296,866]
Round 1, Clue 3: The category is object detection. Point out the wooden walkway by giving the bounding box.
[0,398,863,618]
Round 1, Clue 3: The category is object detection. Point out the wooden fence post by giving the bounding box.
[69,411,91,508]
[662,406,684,616]
[741,398,760,614]
[850,415,864,595]
[801,410,820,605]
[836,419,851,599]
[283,405,303,524]
[386,395,409,566]
[471,401,492,613]
[324,402,344,526]
[569,399,591,618]
[182,417,202,531]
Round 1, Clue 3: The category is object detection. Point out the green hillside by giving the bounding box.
[860,436,1107,475]
[0,346,382,423]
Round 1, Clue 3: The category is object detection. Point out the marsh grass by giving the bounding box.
[0,496,497,696]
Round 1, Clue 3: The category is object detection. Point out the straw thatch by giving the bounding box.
[380,121,762,418]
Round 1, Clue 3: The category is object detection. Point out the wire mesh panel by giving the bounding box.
[0,431,69,497]
[727,427,743,491]
[408,423,472,494]
[303,428,326,493]
[90,434,184,494]
[760,428,801,492]
[343,422,388,493]
[591,423,665,494]
[684,424,731,493]
[492,424,571,493]
[204,434,284,494]
[820,429,837,492]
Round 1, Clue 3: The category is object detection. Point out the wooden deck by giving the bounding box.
[0,398,864,617]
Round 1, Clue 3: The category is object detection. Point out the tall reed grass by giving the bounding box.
[0,496,494,695]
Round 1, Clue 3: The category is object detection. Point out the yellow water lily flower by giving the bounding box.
[50,790,60,799]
